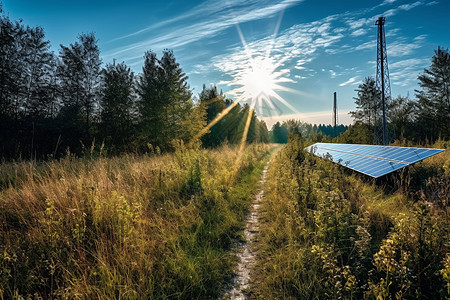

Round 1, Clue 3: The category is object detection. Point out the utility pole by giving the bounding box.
[375,16,391,145]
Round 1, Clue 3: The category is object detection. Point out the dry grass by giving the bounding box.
[251,136,449,299]
[0,143,274,298]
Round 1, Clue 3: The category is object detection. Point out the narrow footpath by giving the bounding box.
[223,163,269,299]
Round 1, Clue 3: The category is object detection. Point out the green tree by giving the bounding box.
[0,11,26,119]
[257,120,270,143]
[58,33,102,142]
[270,121,288,143]
[22,26,56,118]
[159,49,194,145]
[350,77,381,127]
[100,61,136,153]
[199,85,226,147]
[137,49,200,150]
[416,47,450,141]
[389,95,417,141]
[0,8,58,159]
[335,122,373,144]
[136,51,164,148]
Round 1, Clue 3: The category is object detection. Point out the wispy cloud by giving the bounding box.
[339,77,358,87]
[346,17,369,30]
[381,0,398,5]
[383,1,422,17]
[425,1,438,6]
[344,1,426,35]
[387,34,426,57]
[213,15,344,93]
[389,57,429,87]
[103,0,304,63]
[355,41,376,51]
[351,28,367,37]
[108,0,250,42]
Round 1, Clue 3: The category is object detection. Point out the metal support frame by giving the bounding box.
[375,17,391,145]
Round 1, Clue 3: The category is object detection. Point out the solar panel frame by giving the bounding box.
[305,143,444,178]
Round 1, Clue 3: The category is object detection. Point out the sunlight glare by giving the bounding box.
[229,23,300,118]
[241,59,277,100]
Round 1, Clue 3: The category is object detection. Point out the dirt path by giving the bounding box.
[223,163,269,299]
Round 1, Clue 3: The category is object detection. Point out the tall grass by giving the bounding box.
[252,135,449,299]
[0,143,274,298]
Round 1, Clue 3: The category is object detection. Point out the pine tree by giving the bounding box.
[389,96,416,140]
[100,61,136,152]
[159,49,193,146]
[416,47,450,141]
[350,77,381,127]
[199,85,226,147]
[58,33,101,140]
[136,50,166,148]
[270,122,288,143]
[0,12,27,119]
[137,49,199,150]
[258,120,270,143]
[22,26,56,118]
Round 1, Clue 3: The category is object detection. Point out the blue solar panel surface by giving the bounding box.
[305,143,444,178]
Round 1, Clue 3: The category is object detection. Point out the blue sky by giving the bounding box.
[3,0,449,127]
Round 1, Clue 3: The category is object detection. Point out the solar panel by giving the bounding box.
[304,143,445,178]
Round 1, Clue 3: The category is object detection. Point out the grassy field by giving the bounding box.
[0,143,275,299]
[1,138,448,299]
[251,135,449,299]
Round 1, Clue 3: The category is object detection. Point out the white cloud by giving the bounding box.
[346,17,370,30]
[387,34,426,57]
[381,0,398,5]
[189,64,211,74]
[339,77,358,87]
[355,41,376,51]
[104,0,304,62]
[389,57,429,87]
[295,58,312,70]
[384,1,422,17]
[334,27,347,33]
[351,28,367,37]
[425,1,438,6]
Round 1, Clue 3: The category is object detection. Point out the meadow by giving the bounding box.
[1,137,448,299]
[251,135,449,299]
[0,143,274,299]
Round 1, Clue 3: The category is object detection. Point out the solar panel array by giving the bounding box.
[305,143,444,178]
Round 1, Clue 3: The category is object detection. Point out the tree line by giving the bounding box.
[349,46,449,144]
[0,6,269,159]
[270,120,348,143]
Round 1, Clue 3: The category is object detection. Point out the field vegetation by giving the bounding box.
[0,143,274,298]
[252,133,449,299]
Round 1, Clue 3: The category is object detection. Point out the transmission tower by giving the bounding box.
[332,92,338,135]
[375,16,391,145]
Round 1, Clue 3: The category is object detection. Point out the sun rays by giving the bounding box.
[192,12,300,179]
[225,19,301,164]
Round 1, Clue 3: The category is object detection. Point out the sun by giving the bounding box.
[224,22,301,117]
[240,58,277,100]
[230,53,299,117]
